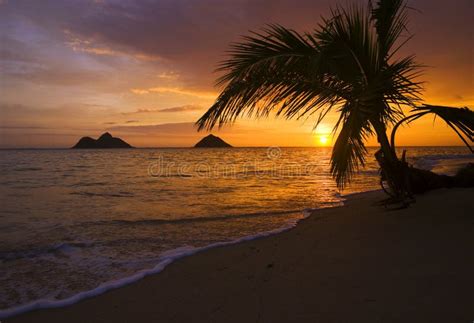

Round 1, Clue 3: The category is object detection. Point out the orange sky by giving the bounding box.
[0,0,472,148]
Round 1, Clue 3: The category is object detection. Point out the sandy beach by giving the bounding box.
[7,188,473,323]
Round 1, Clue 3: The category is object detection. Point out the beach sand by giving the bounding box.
[7,188,473,323]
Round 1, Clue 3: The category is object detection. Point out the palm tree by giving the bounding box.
[196,0,473,198]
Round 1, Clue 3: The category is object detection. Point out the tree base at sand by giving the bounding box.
[380,162,474,199]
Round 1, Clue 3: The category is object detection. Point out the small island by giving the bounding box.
[72,132,133,149]
[194,134,232,148]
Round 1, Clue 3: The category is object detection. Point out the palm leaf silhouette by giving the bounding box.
[391,105,474,152]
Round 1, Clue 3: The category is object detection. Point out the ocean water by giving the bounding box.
[0,146,472,316]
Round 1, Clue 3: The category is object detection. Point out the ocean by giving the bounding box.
[0,146,472,316]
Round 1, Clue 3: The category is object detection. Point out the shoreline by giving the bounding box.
[6,188,474,322]
[0,194,344,319]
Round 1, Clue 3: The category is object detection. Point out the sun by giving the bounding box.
[318,135,329,146]
[313,123,331,146]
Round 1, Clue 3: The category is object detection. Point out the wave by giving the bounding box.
[412,153,474,173]
[69,191,134,198]
[1,205,340,262]
[150,174,193,178]
[0,203,340,319]
[0,241,94,262]
[81,209,309,228]
[411,153,473,161]
[70,182,108,187]
[13,167,42,172]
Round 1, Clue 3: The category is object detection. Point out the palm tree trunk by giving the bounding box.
[370,118,398,163]
[369,118,408,198]
[372,116,473,197]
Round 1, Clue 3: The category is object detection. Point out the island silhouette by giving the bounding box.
[72,132,133,149]
[194,134,232,148]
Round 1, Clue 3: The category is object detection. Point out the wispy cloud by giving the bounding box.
[0,125,49,130]
[158,105,204,113]
[103,120,140,125]
[107,122,196,134]
[64,30,163,62]
[156,71,180,80]
[122,105,204,115]
[130,87,217,99]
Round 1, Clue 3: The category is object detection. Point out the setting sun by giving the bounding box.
[318,135,329,146]
[314,124,331,146]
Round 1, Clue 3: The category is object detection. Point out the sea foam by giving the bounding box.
[0,206,327,319]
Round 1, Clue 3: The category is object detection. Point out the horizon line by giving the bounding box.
[0,145,470,150]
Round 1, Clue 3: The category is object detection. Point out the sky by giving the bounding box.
[0,0,472,148]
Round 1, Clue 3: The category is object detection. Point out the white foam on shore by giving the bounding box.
[1,206,339,319]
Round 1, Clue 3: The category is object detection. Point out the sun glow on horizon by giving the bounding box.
[318,135,329,146]
[314,124,332,146]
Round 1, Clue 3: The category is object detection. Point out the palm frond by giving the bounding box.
[215,25,317,86]
[331,103,373,188]
[413,105,473,151]
[196,25,348,131]
[314,3,421,125]
[314,4,379,86]
[377,55,424,120]
[391,105,474,152]
[370,0,410,58]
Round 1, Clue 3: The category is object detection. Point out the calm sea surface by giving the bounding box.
[0,147,472,312]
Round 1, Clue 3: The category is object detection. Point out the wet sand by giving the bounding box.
[7,188,474,323]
